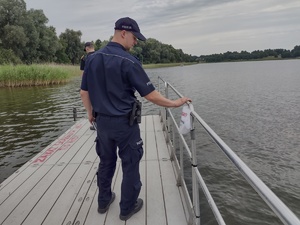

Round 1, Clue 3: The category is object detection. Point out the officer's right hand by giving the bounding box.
[174,97,192,107]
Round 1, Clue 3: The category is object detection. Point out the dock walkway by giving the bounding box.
[0,115,188,225]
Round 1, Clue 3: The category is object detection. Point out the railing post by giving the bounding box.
[165,81,169,99]
[191,115,200,225]
[169,117,175,161]
[158,76,161,92]
[177,137,184,186]
[165,82,170,144]
[158,77,167,130]
[172,121,176,152]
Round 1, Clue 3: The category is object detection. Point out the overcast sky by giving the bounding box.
[24,0,300,56]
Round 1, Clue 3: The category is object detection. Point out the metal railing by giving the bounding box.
[157,76,300,225]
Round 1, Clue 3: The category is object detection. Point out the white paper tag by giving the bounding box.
[179,105,191,134]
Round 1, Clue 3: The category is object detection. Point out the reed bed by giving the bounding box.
[0,64,80,87]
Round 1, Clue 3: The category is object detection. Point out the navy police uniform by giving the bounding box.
[81,42,155,215]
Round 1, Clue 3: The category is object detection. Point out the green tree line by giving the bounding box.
[200,46,300,63]
[0,0,197,65]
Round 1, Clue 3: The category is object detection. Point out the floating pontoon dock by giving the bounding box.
[0,115,188,225]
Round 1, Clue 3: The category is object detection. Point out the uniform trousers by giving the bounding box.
[95,115,143,215]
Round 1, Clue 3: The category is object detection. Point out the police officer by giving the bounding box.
[80,17,191,221]
[80,42,96,130]
[80,42,95,71]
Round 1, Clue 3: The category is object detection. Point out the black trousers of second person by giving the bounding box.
[95,115,144,215]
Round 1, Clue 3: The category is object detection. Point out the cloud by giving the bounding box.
[24,0,300,55]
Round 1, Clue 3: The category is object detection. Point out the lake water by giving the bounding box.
[0,60,299,224]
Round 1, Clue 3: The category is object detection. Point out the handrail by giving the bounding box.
[157,76,300,225]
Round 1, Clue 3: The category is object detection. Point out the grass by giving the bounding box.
[0,64,80,87]
[0,62,197,87]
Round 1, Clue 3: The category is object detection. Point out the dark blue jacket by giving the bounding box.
[81,42,155,116]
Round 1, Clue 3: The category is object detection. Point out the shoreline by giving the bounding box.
[142,62,197,69]
[1,58,298,87]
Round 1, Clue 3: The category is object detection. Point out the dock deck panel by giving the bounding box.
[0,115,187,225]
